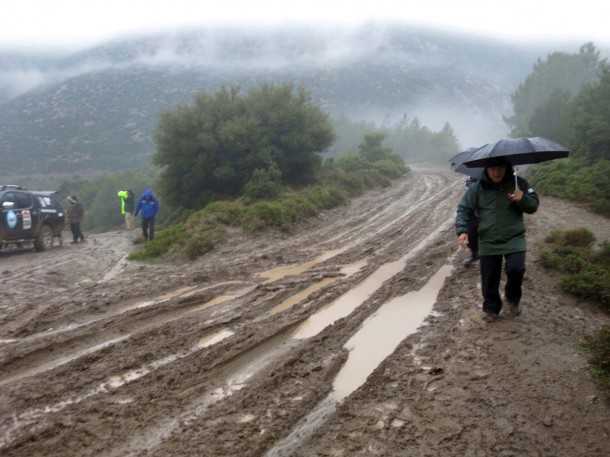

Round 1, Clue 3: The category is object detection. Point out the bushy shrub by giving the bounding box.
[583,325,610,391]
[540,249,587,274]
[530,159,610,217]
[182,225,225,260]
[128,224,187,260]
[561,266,610,307]
[544,228,595,247]
[541,229,610,309]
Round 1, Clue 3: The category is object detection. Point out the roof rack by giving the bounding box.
[0,185,24,191]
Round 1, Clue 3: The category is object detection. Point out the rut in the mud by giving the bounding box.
[0,170,462,457]
[4,169,606,457]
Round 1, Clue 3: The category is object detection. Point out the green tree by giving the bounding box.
[571,65,610,162]
[506,43,602,137]
[358,132,393,162]
[154,84,334,208]
[528,89,573,144]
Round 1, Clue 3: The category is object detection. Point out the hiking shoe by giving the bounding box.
[481,311,500,323]
[463,256,479,267]
[507,302,521,317]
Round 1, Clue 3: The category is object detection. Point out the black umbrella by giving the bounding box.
[463,137,570,191]
[449,147,485,180]
[463,137,570,168]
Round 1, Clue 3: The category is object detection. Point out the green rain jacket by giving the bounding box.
[117,191,135,215]
[455,169,539,256]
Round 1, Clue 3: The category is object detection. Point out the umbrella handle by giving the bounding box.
[514,168,518,193]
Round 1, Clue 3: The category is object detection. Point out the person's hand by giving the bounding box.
[458,233,469,247]
[508,189,524,203]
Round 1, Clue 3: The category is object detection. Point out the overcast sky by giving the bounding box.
[3,0,610,49]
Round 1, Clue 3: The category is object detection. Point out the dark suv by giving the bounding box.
[0,185,65,251]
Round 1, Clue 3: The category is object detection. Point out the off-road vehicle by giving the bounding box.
[0,185,65,251]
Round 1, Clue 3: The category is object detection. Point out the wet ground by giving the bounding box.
[0,169,609,457]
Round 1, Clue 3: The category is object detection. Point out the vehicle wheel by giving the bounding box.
[34,225,54,252]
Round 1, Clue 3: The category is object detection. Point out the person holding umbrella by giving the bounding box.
[455,137,569,321]
[450,147,485,266]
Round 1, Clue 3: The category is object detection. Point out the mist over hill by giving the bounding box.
[0,24,549,174]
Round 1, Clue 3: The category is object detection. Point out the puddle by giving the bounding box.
[258,248,348,283]
[267,261,367,316]
[268,278,337,316]
[0,336,130,388]
[264,260,456,457]
[332,263,454,401]
[196,329,235,349]
[292,219,452,340]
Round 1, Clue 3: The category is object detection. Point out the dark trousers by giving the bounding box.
[70,223,84,242]
[467,219,479,258]
[480,251,526,315]
[142,218,155,241]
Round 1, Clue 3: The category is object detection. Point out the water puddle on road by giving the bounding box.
[264,261,455,457]
[269,278,337,316]
[292,219,452,340]
[268,260,368,316]
[258,247,349,283]
[332,263,454,400]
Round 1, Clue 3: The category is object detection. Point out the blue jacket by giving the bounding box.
[135,189,159,220]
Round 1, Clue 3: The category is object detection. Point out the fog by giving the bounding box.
[0,23,582,147]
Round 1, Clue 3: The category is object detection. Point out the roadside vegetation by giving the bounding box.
[540,228,610,393]
[510,43,610,216]
[129,84,409,261]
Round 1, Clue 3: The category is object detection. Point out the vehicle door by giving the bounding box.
[14,192,35,239]
[1,191,20,240]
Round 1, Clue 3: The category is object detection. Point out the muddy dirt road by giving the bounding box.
[0,169,609,457]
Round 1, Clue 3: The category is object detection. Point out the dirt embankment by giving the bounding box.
[0,169,608,457]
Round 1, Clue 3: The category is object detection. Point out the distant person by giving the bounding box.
[117,189,136,230]
[66,195,85,243]
[463,177,479,266]
[455,158,539,321]
[134,188,159,241]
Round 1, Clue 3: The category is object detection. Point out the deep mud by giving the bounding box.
[0,169,609,457]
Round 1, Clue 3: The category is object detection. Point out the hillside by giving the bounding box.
[0,25,545,174]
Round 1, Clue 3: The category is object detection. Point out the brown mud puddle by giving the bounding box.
[264,260,456,457]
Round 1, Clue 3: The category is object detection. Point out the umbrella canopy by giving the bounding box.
[449,147,485,179]
[463,137,570,168]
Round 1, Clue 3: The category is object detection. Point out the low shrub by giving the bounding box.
[583,325,610,391]
[544,228,595,247]
[561,266,610,308]
[182,225,225,260]
[541,229,610,310]
[128,224,187,260]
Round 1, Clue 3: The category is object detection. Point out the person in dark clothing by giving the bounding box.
[455,159,539,321]
[66,195,85,243]
[134,188,159,241]
[463,177,480,265]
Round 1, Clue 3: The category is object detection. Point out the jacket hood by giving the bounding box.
[481,162,515,186]
[142,188,155,198]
